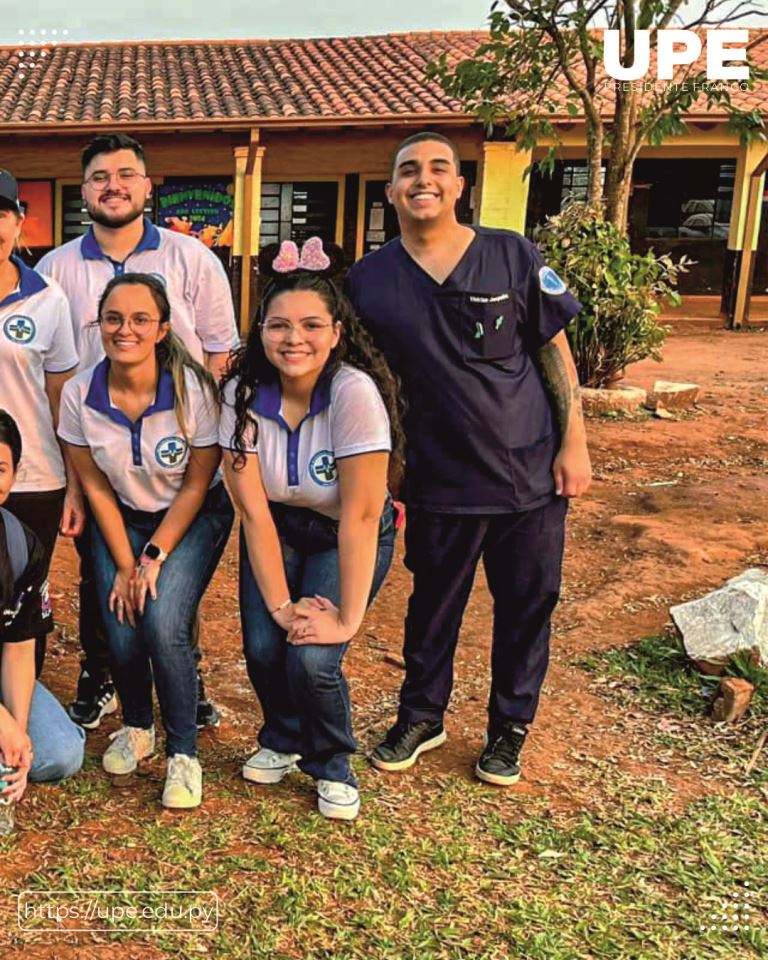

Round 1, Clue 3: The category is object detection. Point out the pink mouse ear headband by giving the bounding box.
[272,236,330,273]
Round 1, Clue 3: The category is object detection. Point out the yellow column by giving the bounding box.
[728,140,767,251]
[478,142,532,234]
[732,149,768,329]
[233,133,265,333]
[233,146,248,258]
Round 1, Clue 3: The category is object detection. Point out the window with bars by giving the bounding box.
[259,181,339,248]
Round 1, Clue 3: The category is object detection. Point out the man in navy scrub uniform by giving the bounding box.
[345,132,592,785]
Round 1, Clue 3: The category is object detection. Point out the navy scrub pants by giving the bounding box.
[398,497,567,729]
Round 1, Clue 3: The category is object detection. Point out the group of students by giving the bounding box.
[0,129,591,822]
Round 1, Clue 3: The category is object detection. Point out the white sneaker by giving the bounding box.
[162,754,203,809]
[102,725,155,775]
[242,747,301,784]
[317,780,360,821]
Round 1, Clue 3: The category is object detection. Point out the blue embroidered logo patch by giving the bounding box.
[308,450,338,486]
[155,436,188,468]
[538,266,567,297]
[3,315,36,344]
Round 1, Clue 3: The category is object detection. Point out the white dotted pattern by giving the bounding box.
[15,28,70,80]
[699,882,758,934]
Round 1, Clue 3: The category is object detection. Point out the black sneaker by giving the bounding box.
[67,664,117,730]
[196,670,220,729]
[370,720,446,772]
[475,722,527,786]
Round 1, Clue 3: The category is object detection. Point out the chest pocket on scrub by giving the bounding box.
[460,292,522,363]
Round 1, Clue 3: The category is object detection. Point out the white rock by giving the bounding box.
[646,380,699,410]
[670,568,768,664]
[581,386,647,416]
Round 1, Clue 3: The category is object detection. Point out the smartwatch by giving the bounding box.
[141,542,168,563]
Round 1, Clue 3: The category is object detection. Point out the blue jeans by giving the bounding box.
[240,502,396,786]
[91,484,234,757]
[0,682,85,782]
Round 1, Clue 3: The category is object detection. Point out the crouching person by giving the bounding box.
[0,410,84,802]
[221,241,403,820]
[58,274,233,809]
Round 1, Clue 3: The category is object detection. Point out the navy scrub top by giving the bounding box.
[345,226,581,513]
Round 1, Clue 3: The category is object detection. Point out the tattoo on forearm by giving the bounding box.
[536,343,583,434]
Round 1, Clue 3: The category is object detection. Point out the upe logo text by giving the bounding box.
[603,29,748,82]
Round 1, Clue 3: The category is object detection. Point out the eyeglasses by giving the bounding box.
[259,319,337,341]
[84,169,147,191]
[100,313,161,332]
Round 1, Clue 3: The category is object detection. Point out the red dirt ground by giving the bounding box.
[30,325,766,818]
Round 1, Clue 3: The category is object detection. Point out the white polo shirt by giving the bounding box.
[37,219,239,371]
[58,359,220,512]
[0,257,78,492]
[220,363,391,521]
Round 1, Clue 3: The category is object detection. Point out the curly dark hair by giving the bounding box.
[220,272,405,494]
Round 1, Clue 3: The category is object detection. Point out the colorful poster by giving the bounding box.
[157,182,234,248]
[18,181,54,247]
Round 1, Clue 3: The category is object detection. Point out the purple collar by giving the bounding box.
[0,256,48,309]
[84,357,175,428]
[250,370,334,427]
[80,218,161,262]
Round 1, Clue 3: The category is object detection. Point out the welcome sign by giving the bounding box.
[156,182,234,248]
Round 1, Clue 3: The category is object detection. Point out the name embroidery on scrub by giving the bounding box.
[155,435,189,468]
[468,293,510,304]
[308,450,338,486]
[3,315,36,344]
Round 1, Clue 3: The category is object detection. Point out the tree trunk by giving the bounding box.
[602,18,639,233]
[605,171,632,232]
[585,117,604,213]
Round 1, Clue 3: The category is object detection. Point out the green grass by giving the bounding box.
[3,764,767,959]
[580,632,768,783]
[580,633,768,718]
[3,633,767,958]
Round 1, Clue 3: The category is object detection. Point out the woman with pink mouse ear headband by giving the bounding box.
[220,236,405,821]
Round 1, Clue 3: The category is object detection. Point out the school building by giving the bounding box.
[1,29,766,329]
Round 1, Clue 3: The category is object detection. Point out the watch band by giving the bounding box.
[141,542,168,563]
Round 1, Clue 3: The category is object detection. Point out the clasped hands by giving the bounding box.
[108,558,163,626]
[273,597,353,646]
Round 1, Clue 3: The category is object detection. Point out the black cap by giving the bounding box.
[0,170,22,214]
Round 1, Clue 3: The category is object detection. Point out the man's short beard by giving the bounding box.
[85,198,145,230]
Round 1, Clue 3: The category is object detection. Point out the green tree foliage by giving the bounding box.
[537,202,689,386]
[429,0,768,231]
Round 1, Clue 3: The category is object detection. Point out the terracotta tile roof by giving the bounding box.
[0,29,764,129]
[0,32,486,127]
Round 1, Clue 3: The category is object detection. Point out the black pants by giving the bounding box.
[399,498,567,728]
[74,511,111,680]
[77,506,204,683]
[5,487,66,677]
